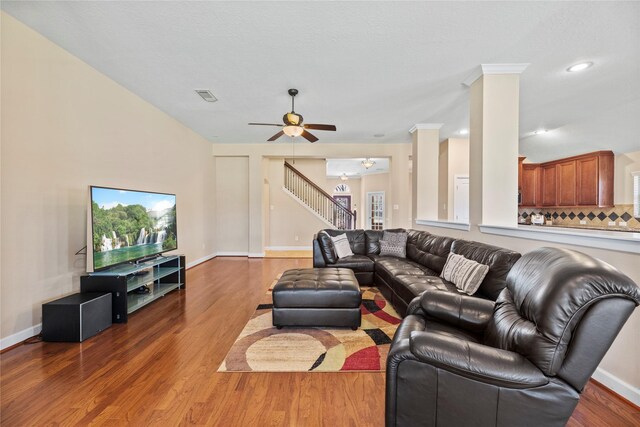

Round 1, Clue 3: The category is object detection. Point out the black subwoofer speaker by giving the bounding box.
[42,292,112,342]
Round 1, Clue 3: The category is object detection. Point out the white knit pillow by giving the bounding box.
[440,253,489,295]
[329,233,354,259]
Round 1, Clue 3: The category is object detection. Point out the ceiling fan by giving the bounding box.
[249,89,336,142]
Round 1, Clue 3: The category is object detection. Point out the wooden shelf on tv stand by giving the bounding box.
[80,255,186,323]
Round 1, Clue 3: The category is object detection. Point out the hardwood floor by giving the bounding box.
[1,257,638,426]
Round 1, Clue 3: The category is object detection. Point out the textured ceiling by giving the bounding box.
[2,1,639,162]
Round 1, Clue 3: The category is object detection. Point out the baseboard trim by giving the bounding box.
[216,251,249,257]
[1,323,42,351]
[592,368,640,406]
[264,246,312,251]
[186,253,217,269]
[248,252,265,258]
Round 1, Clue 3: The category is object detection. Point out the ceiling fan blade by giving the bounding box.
[301,130,319,143]
[304,124,336,131]
[267,130,285,141]
[248,123,283,127]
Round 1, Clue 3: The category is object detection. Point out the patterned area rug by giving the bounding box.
[218,285,401,372]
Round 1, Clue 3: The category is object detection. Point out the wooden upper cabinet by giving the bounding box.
[577,156,598,205]
[541,164,557,206]
[556,160,577,206]
[517,151,614,208]
[520,164,540,207]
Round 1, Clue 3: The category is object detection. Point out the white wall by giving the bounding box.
[0,13,216,344]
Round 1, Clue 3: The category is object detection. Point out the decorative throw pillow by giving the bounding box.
[440,253,489,295]
[329,233,354,259]
[379,231,408,258]
[380,240,406,258]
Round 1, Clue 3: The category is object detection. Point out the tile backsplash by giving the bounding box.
[518,204,639,231]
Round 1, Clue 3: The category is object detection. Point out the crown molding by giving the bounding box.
[409,123,444,133]
[463,63,530,87]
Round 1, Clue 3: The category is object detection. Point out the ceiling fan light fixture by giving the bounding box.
[283,125,304,137]
[362,158,376,169]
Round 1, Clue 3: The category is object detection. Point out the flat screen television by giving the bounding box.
[87,186,177,272]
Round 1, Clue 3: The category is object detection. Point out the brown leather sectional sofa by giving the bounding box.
[313,228,521,315]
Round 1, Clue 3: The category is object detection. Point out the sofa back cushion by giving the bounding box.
[317,231,337,264]
[317,229,366,260]
[406,230,454,274]
[450,240,521,300]
[364,229,405,255]
[484,247,640,377]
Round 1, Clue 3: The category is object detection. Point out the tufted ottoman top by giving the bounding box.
[273,268,361,308]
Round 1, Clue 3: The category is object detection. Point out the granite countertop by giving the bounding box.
[519,223,639,233]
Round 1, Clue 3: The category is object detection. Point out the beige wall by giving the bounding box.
[215,157,249,253]
[360,173,391,229]
[438,138,470,221]
[266,158,332,247]
[614,150,640,205]
[1,13,216,341]
[213,143,412,254]
[284,158,362,215]
[438,142,449,220]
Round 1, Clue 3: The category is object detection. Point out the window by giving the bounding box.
[334,183,350,193]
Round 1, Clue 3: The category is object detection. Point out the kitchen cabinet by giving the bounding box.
[541,164,557,206]
[556,160,577,206]
[518,151,614,208]
[520,164,540,207]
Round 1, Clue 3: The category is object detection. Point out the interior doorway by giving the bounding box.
[366,192,385,230]
[453,175,469,223]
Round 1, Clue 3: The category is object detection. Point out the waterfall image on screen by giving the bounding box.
[91,187,177,270]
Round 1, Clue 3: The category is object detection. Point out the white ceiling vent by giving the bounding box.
[195,89,217,102]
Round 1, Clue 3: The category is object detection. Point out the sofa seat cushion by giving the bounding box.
[373,256,435,277]
[393,275,459,304]
[334,255,375,273]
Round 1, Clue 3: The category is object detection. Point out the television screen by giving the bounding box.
[89,186,177,271]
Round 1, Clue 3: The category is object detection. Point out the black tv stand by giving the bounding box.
[80,255,185,323]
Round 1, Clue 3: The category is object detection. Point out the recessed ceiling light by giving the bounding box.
[567,62,593,73]
[533,129,549,135]
[373,133,385,138]
[458,129,469,135]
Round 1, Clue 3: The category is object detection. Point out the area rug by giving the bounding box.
[218,284,401,372]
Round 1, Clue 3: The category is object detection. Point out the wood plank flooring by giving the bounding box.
[1,257,638,426]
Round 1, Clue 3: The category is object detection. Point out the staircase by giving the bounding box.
[284,161,357,230]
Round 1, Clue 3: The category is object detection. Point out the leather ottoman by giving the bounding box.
[272,268,362,329]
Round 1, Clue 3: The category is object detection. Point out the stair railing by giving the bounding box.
[284,161,357,230]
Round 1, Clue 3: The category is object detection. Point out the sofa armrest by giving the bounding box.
[420,289,494,333]
[406,295,427,317]
[312,237,326,268]
[409,331,548,389]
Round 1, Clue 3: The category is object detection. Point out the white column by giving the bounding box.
[465,64,528,227]
[411,124,442,223]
